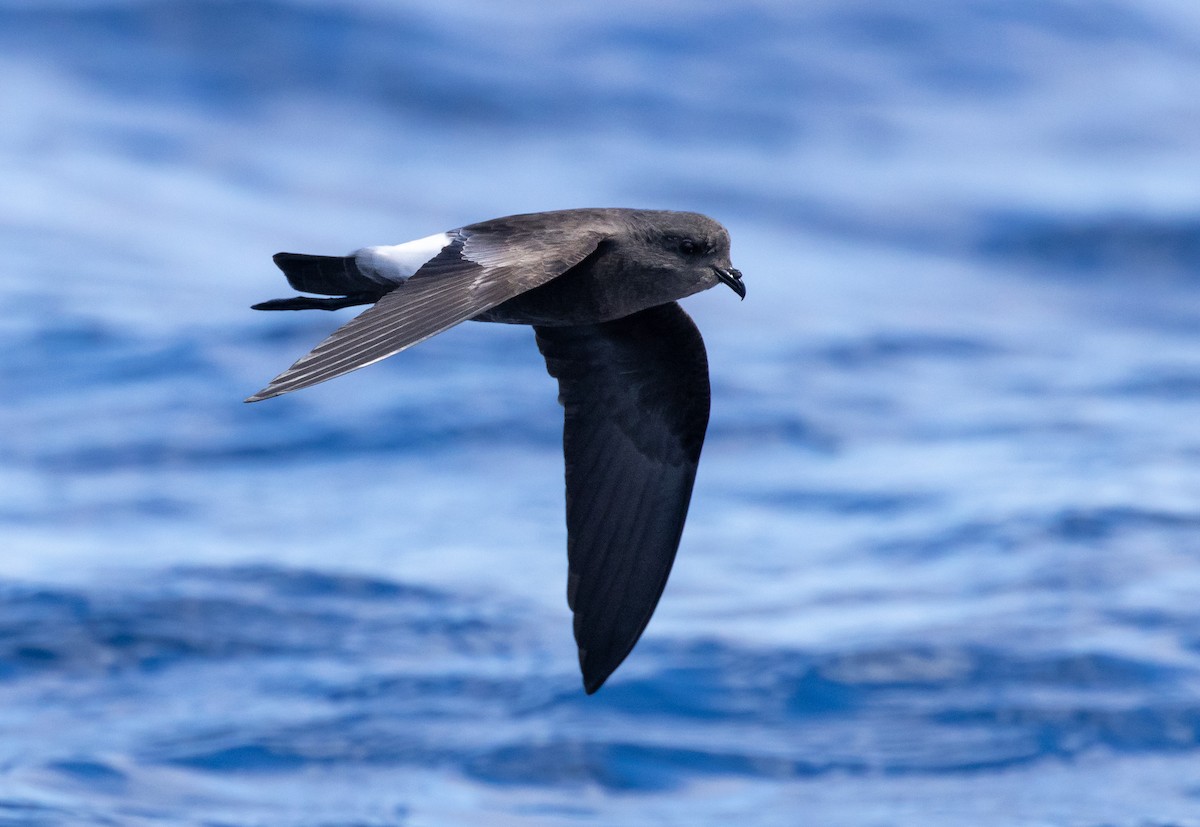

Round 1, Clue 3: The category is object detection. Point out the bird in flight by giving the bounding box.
[248,208,745,693]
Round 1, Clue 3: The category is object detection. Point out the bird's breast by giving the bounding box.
[476,259,701,327]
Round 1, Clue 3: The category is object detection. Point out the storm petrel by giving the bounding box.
[248,208,745,693]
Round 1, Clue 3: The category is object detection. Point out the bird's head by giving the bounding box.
[632,211,745,301]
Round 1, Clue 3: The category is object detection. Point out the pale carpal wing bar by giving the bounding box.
[247,226,604,402]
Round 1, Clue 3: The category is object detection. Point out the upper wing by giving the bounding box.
[247,224,605,402]
[535,302,711,693]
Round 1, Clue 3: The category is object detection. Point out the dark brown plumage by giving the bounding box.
[248,208,744,692]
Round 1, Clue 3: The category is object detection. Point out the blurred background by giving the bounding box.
[3,1,1200,824]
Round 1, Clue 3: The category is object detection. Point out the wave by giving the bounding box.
[3,565,1197,793]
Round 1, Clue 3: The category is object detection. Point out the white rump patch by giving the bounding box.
[353,232,451,283]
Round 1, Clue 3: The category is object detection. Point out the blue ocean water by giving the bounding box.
[4,1,1200,824]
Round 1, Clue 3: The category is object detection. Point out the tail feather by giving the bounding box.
[273,252,384,296]
[251,293,379,312]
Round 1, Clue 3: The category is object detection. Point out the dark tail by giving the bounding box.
[251,293,380,312]
[272,252,384,295]
[253,253,388,312]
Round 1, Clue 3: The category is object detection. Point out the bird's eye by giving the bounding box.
[680,239,698,256]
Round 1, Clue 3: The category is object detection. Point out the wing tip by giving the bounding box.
[579,646,613,695]
[244,387,281,403]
